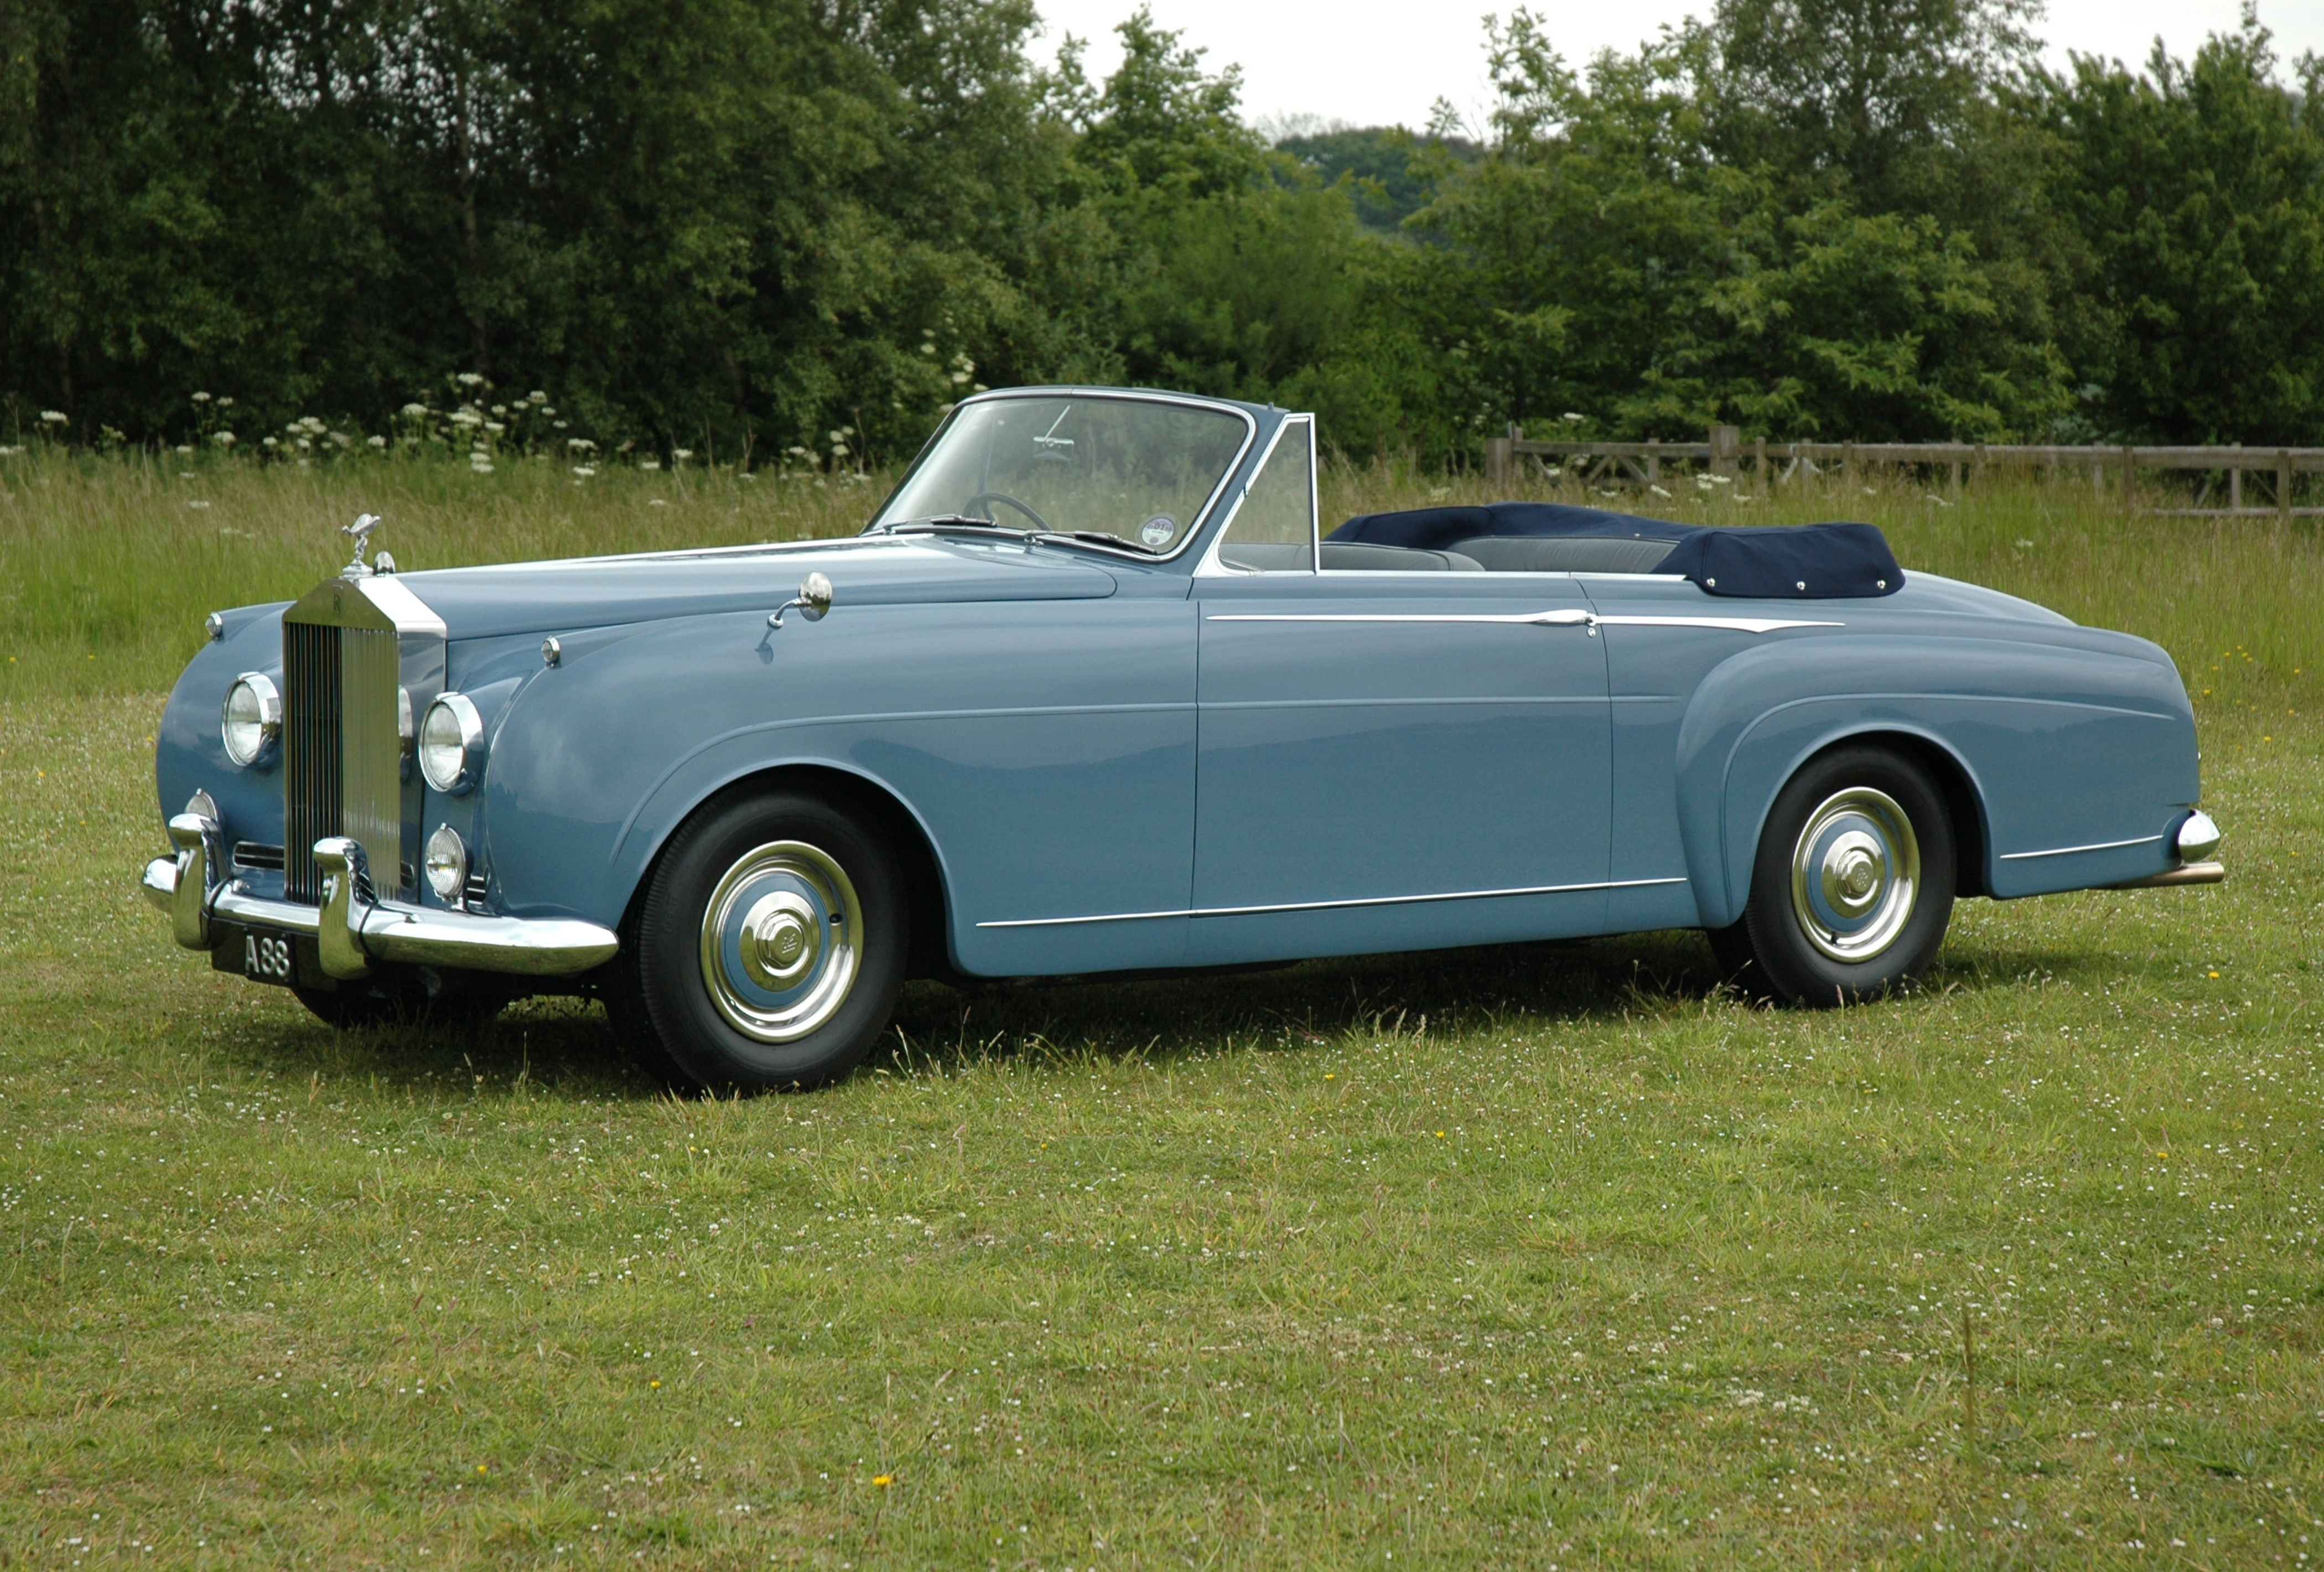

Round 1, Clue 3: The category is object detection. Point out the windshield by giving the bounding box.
[869,395,1251,553]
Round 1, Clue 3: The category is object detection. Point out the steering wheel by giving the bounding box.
[965,491,1050,531]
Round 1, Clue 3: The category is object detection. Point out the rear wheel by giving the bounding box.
[1711,745,1956,1005]
[612,788,907,1092]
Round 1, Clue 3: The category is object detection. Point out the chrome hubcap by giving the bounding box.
[1789,787,1920,963]
[699,841,860,1043]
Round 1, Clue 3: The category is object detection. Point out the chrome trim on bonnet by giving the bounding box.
[976,875,1689,928]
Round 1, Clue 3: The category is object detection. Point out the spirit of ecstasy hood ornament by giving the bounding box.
[340,513,393,577]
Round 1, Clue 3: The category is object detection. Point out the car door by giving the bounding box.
[1187,416,1615,965]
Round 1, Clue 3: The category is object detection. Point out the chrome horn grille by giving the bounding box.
[281,622,341,903]
[279,569,447,906]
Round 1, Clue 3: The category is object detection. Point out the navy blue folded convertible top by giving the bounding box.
[1328,502,1904,599]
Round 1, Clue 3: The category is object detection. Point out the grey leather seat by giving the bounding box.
[1448,536,1678,573]
[1320,542,1483,571]
[1219,542,1486,572]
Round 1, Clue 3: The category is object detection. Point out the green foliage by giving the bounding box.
[9,0,2324,460]
[1275,126,1477,234]
[2046,20,2324,443]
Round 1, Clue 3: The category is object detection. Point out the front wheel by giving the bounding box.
[1710,745,1956,1005]
[611,788,907,1091]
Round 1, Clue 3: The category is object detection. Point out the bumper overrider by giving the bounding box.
[141,811,618,980]
[2109,809,2226,891]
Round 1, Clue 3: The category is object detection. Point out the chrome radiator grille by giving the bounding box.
[281,620,403,904]
[282,622,341,903]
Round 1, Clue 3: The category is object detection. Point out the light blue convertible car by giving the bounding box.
[143,387,2223,1087]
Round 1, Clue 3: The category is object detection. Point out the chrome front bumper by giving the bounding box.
[142,816,618,979]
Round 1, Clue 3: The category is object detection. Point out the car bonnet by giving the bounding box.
[390,535,1118,639]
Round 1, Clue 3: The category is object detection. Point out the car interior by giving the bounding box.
[1219,536,1680,573]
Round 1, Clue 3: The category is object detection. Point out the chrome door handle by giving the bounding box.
[1526,608,1599,635]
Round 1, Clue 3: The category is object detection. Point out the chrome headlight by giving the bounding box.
[221,673,282,767]
[424,823,469,902]
[418,692,485,793]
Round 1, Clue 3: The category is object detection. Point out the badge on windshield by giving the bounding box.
[1139,515,1176,548]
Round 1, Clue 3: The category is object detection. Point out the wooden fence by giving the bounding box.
[1483,424,2324,518]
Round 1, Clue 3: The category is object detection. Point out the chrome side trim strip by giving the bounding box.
[1598,614,1844,634]
[1205,613,1841,635]
[1999,833,2165,861]
[976,876,1689,929]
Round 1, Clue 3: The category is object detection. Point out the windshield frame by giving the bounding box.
[865,388,1261,564]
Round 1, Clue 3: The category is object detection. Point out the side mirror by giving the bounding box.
[769,571,834,629]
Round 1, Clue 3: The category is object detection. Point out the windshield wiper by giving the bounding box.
[1029,530,1160,556]
[874,515,1033,538]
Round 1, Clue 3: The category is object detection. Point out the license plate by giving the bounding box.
[242,930,297,986]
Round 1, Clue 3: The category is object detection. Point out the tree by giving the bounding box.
[2045,17,2324,443]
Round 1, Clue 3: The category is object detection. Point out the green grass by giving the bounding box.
[3,454,2322,1567]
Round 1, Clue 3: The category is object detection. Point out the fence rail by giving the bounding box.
[1483,425,2324,518]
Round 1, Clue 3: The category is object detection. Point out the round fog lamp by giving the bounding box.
[424,824,469,902]
[221,673,282,767]
[419,692,485,793]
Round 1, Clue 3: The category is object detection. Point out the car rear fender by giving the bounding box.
[1674,634,2198,927]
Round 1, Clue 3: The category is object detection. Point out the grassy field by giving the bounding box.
[2,450,2321,1568]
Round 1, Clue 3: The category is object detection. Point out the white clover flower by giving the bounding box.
[490,404,507,416]
[38,410,67,424]
[213,431,236,447]
[401,402,428,418]
[528,391,547,403]
[950,371,970,386]
[296,437,313,451]
[470,459,494,473]
[827,430,845,444]
[484,421,505,435]
[572,465,596,478]
[639,458,661,471]
[216,396,234,407]
[456,371,485,386]
[366,434,387,448]
[786,445,810,457]
[920,341,937,355]
[566,437,595,452]
[1562,412,1585,423]
[552,418,568,428]
[972,382,988,392]
[0,444,24,456]
[263,435,279,448]
[191,391,212,403]
[671,448,693,462]
[174,444,195,455]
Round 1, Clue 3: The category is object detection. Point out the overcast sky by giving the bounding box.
[1034,0,2324,135]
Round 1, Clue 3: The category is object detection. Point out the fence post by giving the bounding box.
[1709,424,1740,484]
[1754,435,1767,501]
[2230,443,2242,512]
[2120,445,2136,516]
[1842,442,1855,489]
[1486,436,1511,488]
[2280,451,2293,521]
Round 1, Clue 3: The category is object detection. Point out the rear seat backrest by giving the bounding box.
[1449,536,1678,574]
[1318,542,1483,572]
